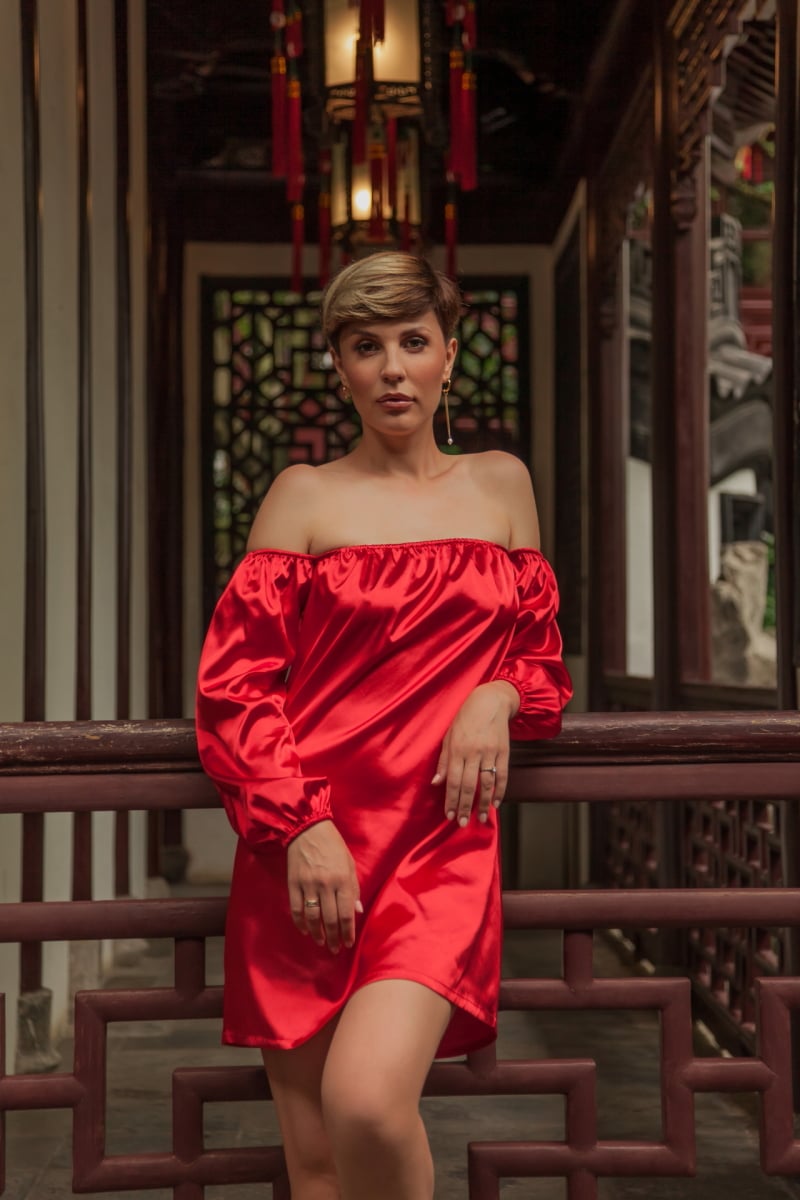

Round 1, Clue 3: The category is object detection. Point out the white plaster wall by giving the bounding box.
[0,0,26,1068]
[181,240,564,885]
[625,456,655,677]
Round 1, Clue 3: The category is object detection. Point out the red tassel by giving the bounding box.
[353,41,368,164]
[286,76,303,202]
[368,133,385,239]
[448,47,464,178]
[292,202,304,293]
[460,70,477,190]
[286,2,303,59]
[360,0,384,43]
[386,117,397,213]
[319,192,331,288]
[318,148,332,287]
[445,197,457,278]
[271,55,287,176]
[401,189,412,252]
[463,0,477,51]
[372,0,385,43]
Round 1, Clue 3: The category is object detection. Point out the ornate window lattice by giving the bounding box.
[201,277,529,611]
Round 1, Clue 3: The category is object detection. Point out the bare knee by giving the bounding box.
[321,1072,418,1156]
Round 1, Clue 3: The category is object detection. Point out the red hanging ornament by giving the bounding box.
[353,39,369,165]
[291,202,304,293]
[318,148,332,288]
[286,75,303,202]
[448,47,465,179]
[368,127,386,240]
[462,0,477,51]
[285,1,303,59]
[386,116,398,213]
[459,69,477,191]
[445,194,458,278]
[401,186,412,252]
[270,55,287,176]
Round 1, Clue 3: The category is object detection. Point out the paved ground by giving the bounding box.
[4,889,800,1199]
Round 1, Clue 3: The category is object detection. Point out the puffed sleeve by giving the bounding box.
[493,549,573,740]
[195,550,333,849]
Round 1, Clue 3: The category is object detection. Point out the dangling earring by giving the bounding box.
[340,380,351,401]
[442,378,453,446]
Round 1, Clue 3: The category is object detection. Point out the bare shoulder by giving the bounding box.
[468,451,540,550]
[469,450,532,488]
[246,464,323,552]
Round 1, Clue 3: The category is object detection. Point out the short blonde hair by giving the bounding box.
[321,251,462,351]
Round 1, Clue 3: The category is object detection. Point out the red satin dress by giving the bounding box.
[195,538,572,1057]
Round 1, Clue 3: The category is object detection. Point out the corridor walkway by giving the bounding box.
[4,890,799,1199]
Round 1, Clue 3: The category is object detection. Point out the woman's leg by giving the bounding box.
[320,979,452,1200]
[262,1019,340,1200]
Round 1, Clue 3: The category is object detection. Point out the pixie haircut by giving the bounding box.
[321,251,462,351]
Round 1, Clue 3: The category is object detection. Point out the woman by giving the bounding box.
[195,251,572,1200]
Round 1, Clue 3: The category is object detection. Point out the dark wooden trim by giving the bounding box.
[114,0,132,722]
[74,0,93,903]
[673,160,711,682]
[114,0,132,896]
[75,0,92,722]
[20,0,45,994]
[650,0,680,710]
[20,0,45,724]
[773,0,799,704]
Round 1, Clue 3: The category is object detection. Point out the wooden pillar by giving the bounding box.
[72,0,93,905]
[114,0,132,897]
[774,0,800,1106]
[650,0,680,712]
[20,0,45,995]
[773,0,799,711]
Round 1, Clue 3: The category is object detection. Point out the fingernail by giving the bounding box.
[459,816,468,828]
[432,773,441,784]
[446,810,456,821]
[355,900,364,913]
[479,812,487,823]
[492,799,501,808]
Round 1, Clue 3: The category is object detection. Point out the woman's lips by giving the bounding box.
[378,394,413,408]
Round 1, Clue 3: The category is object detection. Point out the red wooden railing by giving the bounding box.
[2,713,800,1199]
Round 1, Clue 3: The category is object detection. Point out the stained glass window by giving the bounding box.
[201,276,529,610]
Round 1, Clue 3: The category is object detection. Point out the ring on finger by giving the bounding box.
[304,898,321,908]
[480,765,497,776]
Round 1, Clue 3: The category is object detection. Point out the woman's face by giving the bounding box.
[332,309,457,441]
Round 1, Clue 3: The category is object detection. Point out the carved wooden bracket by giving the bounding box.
[667,0,773,228]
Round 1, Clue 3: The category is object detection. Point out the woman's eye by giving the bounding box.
[356,340,377,354]
[405,336,427,350]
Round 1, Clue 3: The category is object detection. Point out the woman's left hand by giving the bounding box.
[432,681,519,827]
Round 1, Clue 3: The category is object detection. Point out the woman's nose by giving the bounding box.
[381,348,404,378]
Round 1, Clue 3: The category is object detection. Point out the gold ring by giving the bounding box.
[304,899,321,908]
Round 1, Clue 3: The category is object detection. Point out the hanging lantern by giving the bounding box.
[323,0,424,254]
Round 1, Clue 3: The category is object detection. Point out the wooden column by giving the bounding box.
[672,159,711,684]
[20,0,45,994]
[114,0,132,897]
[650,0,680,712]
[774,0,800,1105]
[773,0,799,711]
[73,0,93,903]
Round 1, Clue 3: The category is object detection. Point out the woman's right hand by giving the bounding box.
[287,820,363,953]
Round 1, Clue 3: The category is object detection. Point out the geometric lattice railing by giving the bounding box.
[2,712,800,1198]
